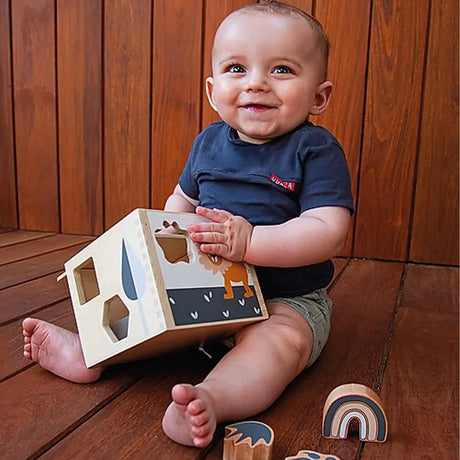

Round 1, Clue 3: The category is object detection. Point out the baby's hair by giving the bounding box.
[234,1,330,77]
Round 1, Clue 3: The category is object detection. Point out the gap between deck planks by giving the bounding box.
[0,232,458,459]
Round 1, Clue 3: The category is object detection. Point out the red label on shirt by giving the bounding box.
[270,174,295,191]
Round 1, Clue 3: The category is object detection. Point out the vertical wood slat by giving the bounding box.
[201,0,257,130]
[313,0,370,256]
[104,0,151,229]
[57,0,103,235]
[0,0,17,229]
[409,0,459,265]
[354,0,430,260]
[11,0,59,231]
[151,0,203,210]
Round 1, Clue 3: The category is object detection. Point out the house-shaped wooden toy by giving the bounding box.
[61,209,268,368]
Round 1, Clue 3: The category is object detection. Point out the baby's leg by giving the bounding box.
[162,301,313,447]
[22,318,102,383]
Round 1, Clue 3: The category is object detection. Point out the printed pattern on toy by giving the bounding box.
[199,253,254,299]
[322,383,388,443]
[153,220,262,326]
[224,421,274,460]
[285,450,341,460]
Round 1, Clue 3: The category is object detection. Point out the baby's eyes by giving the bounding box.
[227,64,245,73]
[272,65,292,74]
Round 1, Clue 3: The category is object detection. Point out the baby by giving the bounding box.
[22,1,353,449]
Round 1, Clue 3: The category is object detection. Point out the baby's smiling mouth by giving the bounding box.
[241,103,275,112]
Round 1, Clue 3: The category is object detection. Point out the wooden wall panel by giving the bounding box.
[354,0,429,260]
[410,0,459,265]
[0,0,17,228]
[201,0,257,130]
[313,0,371,256]
[57,0,103,235]
[151,0,203,209]
[11,0,59,231]
[104,0,151,229]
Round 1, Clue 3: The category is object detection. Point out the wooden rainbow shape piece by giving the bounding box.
[322,383,388,443]
[285,449,341,460]
[223,421,274,460]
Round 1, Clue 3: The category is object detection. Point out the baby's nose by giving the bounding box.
[244,70,269,91]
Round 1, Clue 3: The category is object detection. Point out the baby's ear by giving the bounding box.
[310,81,333,116]
[205,77,218,112]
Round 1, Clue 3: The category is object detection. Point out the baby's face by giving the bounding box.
[206,12,330,144]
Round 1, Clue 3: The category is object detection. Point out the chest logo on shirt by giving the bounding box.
[270,174,295,192]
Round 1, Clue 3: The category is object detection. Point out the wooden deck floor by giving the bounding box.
[1,230,458,460]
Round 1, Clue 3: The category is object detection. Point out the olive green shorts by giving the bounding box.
[269,288,332,368]
[223,288,332,368]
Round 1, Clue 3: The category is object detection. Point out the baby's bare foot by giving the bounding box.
[162,383,217,448]
[22,318,102,384]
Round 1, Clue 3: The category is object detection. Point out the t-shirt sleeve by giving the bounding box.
[178,137,201,201]
[299,141,354,214]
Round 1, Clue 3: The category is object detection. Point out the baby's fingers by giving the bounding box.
[196,206,231,223]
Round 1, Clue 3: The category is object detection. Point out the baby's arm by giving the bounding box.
[188,206,350,267]
[164,184,198,213]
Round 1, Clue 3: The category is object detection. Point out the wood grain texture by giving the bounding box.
[361,265,459,458]
[0,272,70,325]
[354,0,430,260]
[57,0,103,235]
[0,363,149,460]
[0,230,54,248]
[39,350,216,460]
[409,0,459,265]
[0,233,92,266]
[11,0,59,231]
[313,0,370,256]
[151,0,203,209]
[0,0,17,228]
[201,0,256,130]
[104,0,151,229]
[0,241,90,289]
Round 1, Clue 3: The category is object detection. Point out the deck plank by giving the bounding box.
[0,233,93,265]
[39,350,217,460]
[0,241,90,289]
[361,264,459,459]
[0,272,70,325]
[0,230,55,247]
[0,362,150,459]
[205,259,404,459]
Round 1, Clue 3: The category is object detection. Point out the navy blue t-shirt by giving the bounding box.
[179,121,354,298]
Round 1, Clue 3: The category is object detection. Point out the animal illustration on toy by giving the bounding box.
[60,209,267,368]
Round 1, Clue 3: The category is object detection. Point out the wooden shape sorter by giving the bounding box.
[322,383,388,443]
[61,209,267,368]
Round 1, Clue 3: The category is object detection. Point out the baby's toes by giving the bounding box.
[193,431,214,449]
[187,398,207,415]
[191,411,209,428]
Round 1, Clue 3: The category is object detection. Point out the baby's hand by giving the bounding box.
[187,207,253,262]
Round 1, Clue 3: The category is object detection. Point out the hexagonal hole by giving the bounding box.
[73,257,100,305]
[103,295,130,342]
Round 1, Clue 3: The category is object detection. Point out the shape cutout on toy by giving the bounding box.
[223,421,274,460]
[154,220,191,264]
[285,450,341,460]
[322,383,388,443]
[73,257,100,304]
[102,295,130,341]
